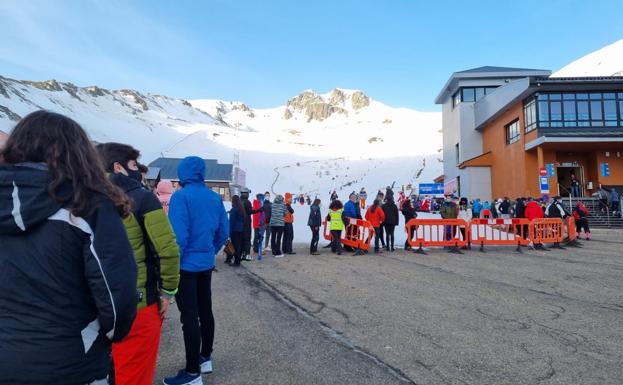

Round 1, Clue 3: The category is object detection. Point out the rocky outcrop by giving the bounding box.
[287,90,323,111]
[351,91,370,110]
[62,83,83,102]
[84,86,108,97]
[382,118,392,124]
[368,137,384,143]
[120,89,149,111]
[23,79,63,92]
[283,108,293,120]
[328,88,347,105]
[305,102,347,122]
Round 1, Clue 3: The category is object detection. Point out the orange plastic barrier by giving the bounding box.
[469,218,531,252]
[322,218,375,251]
[566,216,576,242]
[405,219,469,253]
[530,218,564,246]
[322,220,332,241]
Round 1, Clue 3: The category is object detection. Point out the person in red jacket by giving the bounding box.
[525,198,545,249]
[252,194,264,254]
[365,199,385,253]
[573,201,591,240]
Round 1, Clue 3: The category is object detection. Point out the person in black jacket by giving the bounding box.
[240,188,256,261]
[401,198,417,250]
[0,111,138,385]
[263,191,272,249]
[382,197,399,251]
[308,198,322,255]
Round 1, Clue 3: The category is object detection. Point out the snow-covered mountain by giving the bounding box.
[552,38,623,77]
[0,76,443,196]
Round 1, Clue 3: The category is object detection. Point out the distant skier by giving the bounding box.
[359,187,368,209]
[330,190,338,202]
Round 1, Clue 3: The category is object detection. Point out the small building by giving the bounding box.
[148,157,243,201]
[435,66,623,200]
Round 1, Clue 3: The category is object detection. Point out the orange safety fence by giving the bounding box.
[405,219,469,252]
[530,218,564,245]
[322,218,376,251]
[469,218,531,252]
[566,216,576,242]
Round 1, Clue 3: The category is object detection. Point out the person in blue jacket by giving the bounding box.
[472,198,482,218]
[342,193,362,252]
[165,156,229,385]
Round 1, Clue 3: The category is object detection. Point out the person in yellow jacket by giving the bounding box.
[326,199,345,255]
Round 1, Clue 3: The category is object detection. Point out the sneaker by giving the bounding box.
[200,356,213,374]
[163,370,202,385]
[274,254,285,258]
[244,255,255,261]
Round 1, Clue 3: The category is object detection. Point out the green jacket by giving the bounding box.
[112,173,180,309]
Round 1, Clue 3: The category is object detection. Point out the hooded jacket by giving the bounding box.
[525,201,544,221]
[343,199,361,219]
[270,195,287,227]
[168,157,229,272]
[0,163,138,385]
[110,173,180,308]
[156,179,174,215]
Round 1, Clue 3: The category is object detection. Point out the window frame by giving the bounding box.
[505,119,520,145]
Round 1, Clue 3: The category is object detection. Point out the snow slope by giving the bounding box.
[0,76,443,242]
[552,38,623,77]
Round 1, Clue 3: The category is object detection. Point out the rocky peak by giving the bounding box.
[328,88,347,105]
[351,91,370,110]
[287,90,323,111]
[23,79,63,92]
[119,89,149,111]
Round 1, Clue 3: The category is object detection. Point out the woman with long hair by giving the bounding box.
[365,199,386,253]
[308,198,322,255]
[0,110,138,385]
[229,194,246,266]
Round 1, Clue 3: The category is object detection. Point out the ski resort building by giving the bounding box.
[148,157,244,201]
[435,66,623,200]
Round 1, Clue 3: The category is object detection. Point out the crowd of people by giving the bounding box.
[0,111,227,385]
[0,110,613,385]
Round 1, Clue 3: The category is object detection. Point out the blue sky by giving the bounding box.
[1,0,622,111]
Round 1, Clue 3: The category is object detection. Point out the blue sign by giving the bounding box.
[418,183,444,195]
[539,177,549,194]
[546,163,555,177]
[601,163,610,177]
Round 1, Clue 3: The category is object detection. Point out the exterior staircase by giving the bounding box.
[563,197,623,229]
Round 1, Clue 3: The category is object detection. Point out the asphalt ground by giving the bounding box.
[155,229,623,385]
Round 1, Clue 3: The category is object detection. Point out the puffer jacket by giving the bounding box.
[0,163,138,385]
[156,179,174,215]
[270,195,287,227]
[168,156,229,272]
[111,173,180,308]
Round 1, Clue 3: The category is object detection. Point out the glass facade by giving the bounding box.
[453,86,498,107]
[525,92,623,129]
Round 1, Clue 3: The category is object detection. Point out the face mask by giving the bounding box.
[124,167,143,183]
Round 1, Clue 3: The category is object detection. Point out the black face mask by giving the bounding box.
[124,167,143,183]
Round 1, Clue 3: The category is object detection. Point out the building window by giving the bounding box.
[523,97,537,133]
[534,91,623,128]
[452,86,498,107]
[455,143,460,164]
[506,120,520,144]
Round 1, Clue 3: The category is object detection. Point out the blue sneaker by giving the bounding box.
[163,369,203,385]
[200,356,213,374]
